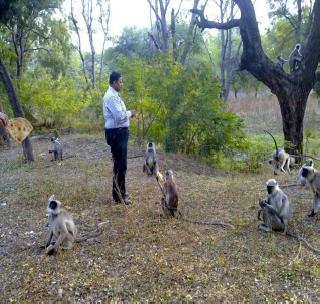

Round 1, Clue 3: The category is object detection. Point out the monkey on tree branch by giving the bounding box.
[191,0,320,161]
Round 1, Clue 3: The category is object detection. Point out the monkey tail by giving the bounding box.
[286,230,320,255]
[264,130,279,158]
[75,221,108,243]
[176,211,234,229]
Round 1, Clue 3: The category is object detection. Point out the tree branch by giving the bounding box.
[190,8,240,30]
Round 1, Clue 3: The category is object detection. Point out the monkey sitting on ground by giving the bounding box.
[298,159,314,187]
[49,137,63,161]
[143,142,159,176]
[289,43,303,73]
[258,179,290,235]
[301,166,320,217]
[45,195,77,255]
[258,179,320,254]
[161,170,179,217]
[44,195,106,255]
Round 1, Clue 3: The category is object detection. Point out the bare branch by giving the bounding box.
[174,0,183,18]
[147,0,162,23]
[148,32,161,50]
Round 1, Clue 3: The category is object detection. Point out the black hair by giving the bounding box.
[109,71,122,85]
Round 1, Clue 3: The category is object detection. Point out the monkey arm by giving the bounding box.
[45,231,53,247]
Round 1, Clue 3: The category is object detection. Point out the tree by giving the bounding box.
[3,0,61,78]
[192,0,320,159]
[0,58,34,160]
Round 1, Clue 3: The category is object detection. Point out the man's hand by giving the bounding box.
[130,109,138,118]
[0,112,8,126]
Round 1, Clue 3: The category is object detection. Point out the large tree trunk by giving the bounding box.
[0,58,34,161]
[277,88,309,158]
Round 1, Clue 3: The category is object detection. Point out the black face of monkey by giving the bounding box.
[267,186,274,194]
[49,200,58,211]
[301,167,309,178]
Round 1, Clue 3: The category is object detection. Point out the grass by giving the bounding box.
[1,94,320,302]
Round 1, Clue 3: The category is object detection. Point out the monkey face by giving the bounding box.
[267,186,274,194]
[49,200,58,210]
[266,179,277,194]
[301,167,312,178]
[147,142,154,148]
[47,196,61,214]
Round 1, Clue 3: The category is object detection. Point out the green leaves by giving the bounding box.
[116,54,246,158]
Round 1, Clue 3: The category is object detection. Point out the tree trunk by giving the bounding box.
[180,0,200,65]
[277,87,309,159]
[192,0,320,158]
[0,58,34,161]
[0,100,10,145]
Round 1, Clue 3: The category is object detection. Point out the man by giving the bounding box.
[0,112,8,126]
[103,72,138,205]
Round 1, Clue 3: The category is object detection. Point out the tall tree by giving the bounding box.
[0,58,34,161]
[97,0,110,85]
[70,0,89,85]
[192,0,320,159]
[81,0,96,88]
[3,0,61,78]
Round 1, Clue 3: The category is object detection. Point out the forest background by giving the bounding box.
[0,0,320,169]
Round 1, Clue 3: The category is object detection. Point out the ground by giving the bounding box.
[1,133,320,303]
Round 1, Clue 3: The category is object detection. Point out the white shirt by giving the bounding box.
[103,86,132,129]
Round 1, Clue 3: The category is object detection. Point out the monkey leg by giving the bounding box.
[308,194,320,217]
[46,233,65,255]
[285,159,290,173]
[161,197,170,218]
[258,223,272,232]
[280,162,286,173]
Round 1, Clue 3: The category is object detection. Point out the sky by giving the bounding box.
[61,0,270,52]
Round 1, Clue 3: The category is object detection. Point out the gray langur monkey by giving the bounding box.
[301,166,320,217]
[289,43,303,73]
[298,159,314,187]
[276,55,287,70]
[161,170,179,217]
[258,179,290,235]
[258,179,320,254]
[45,195,76,255]
[143,142,159,176]
[44,195,106,255]
[49,137,63,161]
[264,130,294,175]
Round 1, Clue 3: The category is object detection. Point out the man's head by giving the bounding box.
[109,71,123,92]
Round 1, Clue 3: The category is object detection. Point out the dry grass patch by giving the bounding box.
[0,133,320,302]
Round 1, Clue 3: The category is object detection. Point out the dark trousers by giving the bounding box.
[105,128,129,203]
